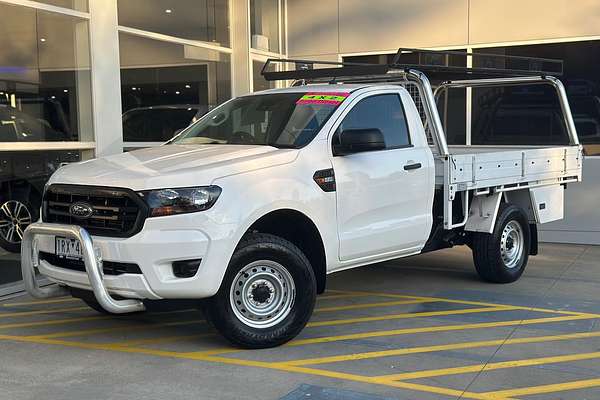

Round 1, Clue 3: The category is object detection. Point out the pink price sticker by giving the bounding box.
[296,92,349,105]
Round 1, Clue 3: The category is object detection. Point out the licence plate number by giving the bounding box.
[55,237,83,259]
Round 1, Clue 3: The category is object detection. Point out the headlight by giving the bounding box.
[138,186,222,217]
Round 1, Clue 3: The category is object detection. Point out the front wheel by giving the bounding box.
[472,203,530,283]
[203,233,316,349]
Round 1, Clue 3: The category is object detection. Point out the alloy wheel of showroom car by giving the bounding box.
[203,232,316,349]
[0,198,35,253]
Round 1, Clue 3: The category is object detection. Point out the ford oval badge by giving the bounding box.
[69,202,94,218]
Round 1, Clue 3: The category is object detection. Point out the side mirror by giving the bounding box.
[333,128,386,156]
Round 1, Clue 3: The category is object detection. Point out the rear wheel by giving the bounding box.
[472,203,530,283]
[203,233,316,349]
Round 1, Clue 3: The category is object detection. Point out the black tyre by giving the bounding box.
[0,196,36,253]
[203,233,316,349]
[472,203,530,283]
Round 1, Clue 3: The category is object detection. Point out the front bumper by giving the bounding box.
[22,211,238,303]
[22,222,146,314]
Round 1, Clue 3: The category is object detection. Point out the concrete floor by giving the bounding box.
[1,243,599,400]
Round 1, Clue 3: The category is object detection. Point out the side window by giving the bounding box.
[337,94,410,149]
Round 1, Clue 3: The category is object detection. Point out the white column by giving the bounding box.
[88,0,123,156]
[231,0,251,96]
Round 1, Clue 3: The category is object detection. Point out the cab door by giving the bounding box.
[331,90,433,262]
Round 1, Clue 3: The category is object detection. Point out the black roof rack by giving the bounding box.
[261,48,563,83]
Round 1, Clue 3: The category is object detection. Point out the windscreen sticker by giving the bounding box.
[296,92,349,105]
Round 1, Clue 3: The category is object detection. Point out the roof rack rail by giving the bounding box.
[261,47,563,83]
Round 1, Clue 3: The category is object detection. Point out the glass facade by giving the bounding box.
[250,0,280,53]
[117,0,230,46]
[252,59,276,92]
[473,43,600,155]
[0,3,93,143]
[119,33,231,143]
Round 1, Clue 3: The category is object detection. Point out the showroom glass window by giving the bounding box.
[473,43,600,155]
[119,33,231,144]
[117,0,229,47]
[250,0,280,53]
[0,2,88,286]
[0,3,93,143]
[252,60,276,92]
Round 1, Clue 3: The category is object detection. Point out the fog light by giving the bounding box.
[172,259,202,278]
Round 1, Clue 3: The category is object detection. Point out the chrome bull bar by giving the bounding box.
[21,222,146,314]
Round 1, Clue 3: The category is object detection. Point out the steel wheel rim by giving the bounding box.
[230,260,296,329]
[0,200,32,244]
[500,220,524,269]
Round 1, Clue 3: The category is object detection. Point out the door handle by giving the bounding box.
[404,162,422,171]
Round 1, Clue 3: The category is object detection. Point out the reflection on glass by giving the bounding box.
[119,33,231,142]
[252,60,276,92]
[172,93,340,148]
[0,150,80,285]
[33,0,89,12]
[0,3,92,143]
[250,0,280,53]
[474,44,600,156]
[118,0,230,47]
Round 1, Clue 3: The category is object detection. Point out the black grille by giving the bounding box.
[43,184,148,238]
[39,252,142,275]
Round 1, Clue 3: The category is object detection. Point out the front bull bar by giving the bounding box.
[21,222,146,314]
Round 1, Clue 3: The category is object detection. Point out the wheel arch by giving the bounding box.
[242,208,327,294]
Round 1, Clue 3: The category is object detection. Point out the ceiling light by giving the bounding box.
[40,38,46,42]
[63,89,68,93]
[132,87,137,91]
[165,9,172,13]
[175,91,180,95]
[185,84,191,89]
[51,95,56,99]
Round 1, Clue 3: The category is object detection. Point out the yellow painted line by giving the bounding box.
[343,290,600,318]
[314,299,438,313]
[288,328,600,367]
[375,349,600,381]
[0,315,110,330]
[2,297,80,307]
[286,314,595,348]
[111,333,214,347]
[482,378,600,399]
[308,306,515,328]
[317,293,372,301]
[0,306,90,318]
[27,319,205,339]
[0,334,499,400]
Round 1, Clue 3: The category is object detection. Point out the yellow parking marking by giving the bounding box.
[2,297,80,307]
[482,378,600,399]
[0,306,90,318]
[344,290,600,318]
[111,333,214,347]
[0,333,501,400]
[0,315,110,330]
[287,314,595,347]
[375,349,600,381]
[314,299,438,312]
[317,293,372,301]
[287,329,600,366]
[27,319,205,339]
[307,306,515,328]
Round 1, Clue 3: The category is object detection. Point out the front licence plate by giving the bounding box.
[55,237,83,259]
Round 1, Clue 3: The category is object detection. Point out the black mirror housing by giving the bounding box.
[333,128,386,156]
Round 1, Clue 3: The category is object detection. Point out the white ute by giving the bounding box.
[22,49,583,348]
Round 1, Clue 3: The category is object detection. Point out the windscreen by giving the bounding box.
[170,92,347,148]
